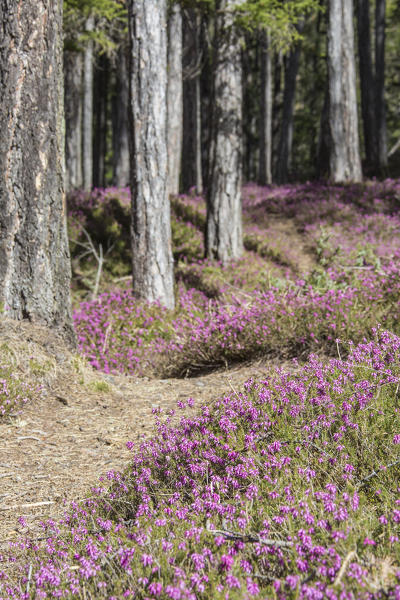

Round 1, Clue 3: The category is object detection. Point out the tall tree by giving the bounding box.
[112,42,130,187]
[64,49,83,191]
[275,24,304,184]
[182,8,203,194]
[206,0,244,263]
[128,0,175,309]
[0,0,75,343]
[375,0,387,168]
[259,30,273,185]
[82,14,95,191]
[93,54,109,188]
[356,0,377,168]
[167,4,183,196]
[327,0,362,182]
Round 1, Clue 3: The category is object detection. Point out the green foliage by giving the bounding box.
[63,0,127,53]
[178,0,321,50]
[235,0,322,50]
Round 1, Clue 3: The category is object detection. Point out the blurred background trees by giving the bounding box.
[60,0,399,304]
[62,0,400,190]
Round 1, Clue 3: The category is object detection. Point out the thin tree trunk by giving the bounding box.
[375,0,387,169]
[64,50,83,191]
[356,0,377,168]
[206,0,244,263]
[182,9,203,194]
[128,0,175,309]
[112,43,130,187]
[275,29,303,184]
[93,55,109,188]
[0,0,75,343]
[259,31,273,185]
[82,15,94,191]
[167,4,183,196]
[327,0,362,182]
[317,85,331,178]
[272,51,283,177]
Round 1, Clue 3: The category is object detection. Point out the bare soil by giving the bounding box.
[0,319,295,549]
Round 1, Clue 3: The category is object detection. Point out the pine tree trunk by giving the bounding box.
[82,15,94,191]
[0,0,75,343]
[272,51,284,177]
[317,85,332,178]
[375,0,387,169]
[206,0,244,263]
[167,4,183,196]
[275,31,303,184]
[356,0,377,168]
[64,50,83,191]
[243,46,258,183]
[112,43,130,187]
[327,0,362,183]
[93,55,109,188]
[259,31,273,185]
[182,9,203,194]
[128,0,175,309]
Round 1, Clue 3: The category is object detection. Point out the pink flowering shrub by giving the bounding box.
[0,364,38,419]
[2,330,400,598]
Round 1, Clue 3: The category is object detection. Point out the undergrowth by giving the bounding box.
[2,330,400,598]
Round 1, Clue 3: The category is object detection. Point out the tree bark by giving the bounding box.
[275,29,303,184]
[356,0,377,168]
[64,50,83,191]
[206,0,244,263]
[327,0,362,183]
[0,0,75,343]
[93,54,109,188]
[112,43,130,187]
[375,0,387,169]
[167,4,183,196]
[259,31,273,185]
[317,85,331,178]
[82,14,94,191]
[128,0,175,309]
[182,8,203,194]
[243,43,258,183]
[272,51,284,177]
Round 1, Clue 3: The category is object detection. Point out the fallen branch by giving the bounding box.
[333,550,357,587]
[356,458,400,489]
[207,526,292,549]
[0,500,55,511]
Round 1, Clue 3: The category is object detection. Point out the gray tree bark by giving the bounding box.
[375,0,387,168]
[259,31,273,185]
[93,55,109,188]
[356,0,377,168]
[128,0,175,309]
[64,50,83,191]
[112,43,130,187]
[327,0,362,183]
[82,14,94,191]
[317,85,332,178]
[167,4,183,196]
[0,0,75,343]
[206,0,244,263]
[182,8,203,194]
[275,29,303,184]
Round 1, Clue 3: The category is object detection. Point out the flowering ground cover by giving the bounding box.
[69,180,400,377]
[0,364,37,419]
[2,329,400,598]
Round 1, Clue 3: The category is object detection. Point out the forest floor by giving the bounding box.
[0,318,299,547]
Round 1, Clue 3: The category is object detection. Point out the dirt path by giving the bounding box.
[0,322,287,547]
